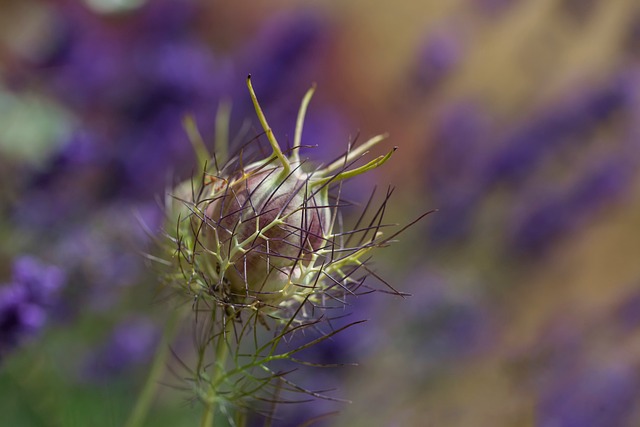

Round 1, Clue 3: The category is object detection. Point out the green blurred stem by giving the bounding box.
[235,409,247,427]
[124,309,182,427]
[200,317,235,427]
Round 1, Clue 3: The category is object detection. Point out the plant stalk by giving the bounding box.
[124,309,182,427]
[200,316,235,427]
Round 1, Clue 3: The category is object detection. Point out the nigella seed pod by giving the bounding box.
[157,76,433,419]
[169,75,409,313]
[203,164,331,302]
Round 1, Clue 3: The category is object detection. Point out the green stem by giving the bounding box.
[318,133,388,177]
[214,99,231,171]
[246,75,291,177]
[291,84,316,165]
[200,316,235,427]
[124,309,182,427]
[235,409,247,427]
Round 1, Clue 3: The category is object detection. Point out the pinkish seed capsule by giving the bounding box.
[203,165,330,303]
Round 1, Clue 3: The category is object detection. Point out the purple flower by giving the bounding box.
[537,362,640,427]
[426,192,479,244]
[12,256,66,305]
[427,103,490,190]
[136,0,197,38]
[411,29,462,95]
[485,78,631,187]
[509,154,636,256]
[424,103,491,243]
[0,256,66,357]
[509,191,571,256]
[231,10,341,160]
[421,71,640,251]
[408,292,492,363]
[13,2,226,206]
[0,286,38,350]
[237,10,329,105]
[50,202,163,312]
[382,270,495,377]
[519,300,640,427]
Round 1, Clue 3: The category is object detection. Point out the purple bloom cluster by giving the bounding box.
[424,103,490,243]
[0,256,66,358]
[377,270,496,380]
[409,274,493,363]
[486,77,632,187]
[537,361,640,427]
[509,152,636,256]
[18,2,221,206]
[510,287,640,427]
[423,71,640,255]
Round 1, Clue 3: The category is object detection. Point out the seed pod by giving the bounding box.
[203,165,330,303]
[170,75,399,311]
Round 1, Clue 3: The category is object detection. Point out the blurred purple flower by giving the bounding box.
[12,256,66,305]
[236,10,329,106]
[411,29,462,95]
[427,103,490,190]
[422,72,640,251]
[21,4,226,201]
[509,154,635,256]
[424,103,490,243]
[0,256,66,357]
[386,270,495,377]
[83,317,160,381]
[51,202,163,312]
[486,77,631,187]
[426,192,479,244]
[16,130,119,228]
[537,361,640,427]
[509,191,571,257]
[407,293,493,365]
[295,109,350,164]
[233,10,341,159]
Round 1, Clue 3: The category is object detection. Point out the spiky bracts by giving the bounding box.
[162,76,429,423]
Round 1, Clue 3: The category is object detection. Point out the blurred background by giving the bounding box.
[2,0,640,426]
